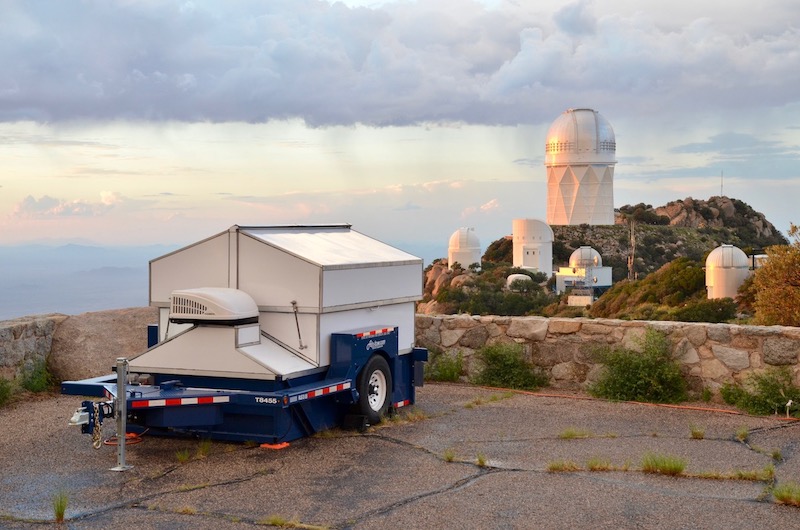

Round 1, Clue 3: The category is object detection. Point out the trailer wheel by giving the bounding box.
[357,356,392,424]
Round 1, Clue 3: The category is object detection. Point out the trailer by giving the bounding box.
[62,224,427,446]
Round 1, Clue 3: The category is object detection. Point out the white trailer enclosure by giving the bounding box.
[148,225,423,371]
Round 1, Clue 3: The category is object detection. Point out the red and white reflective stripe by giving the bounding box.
[355,327,394,339]
[290,381,351,404]
[394,400,411,408]
[130,395,230,409]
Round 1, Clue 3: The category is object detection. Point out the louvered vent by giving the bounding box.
[171,296,211,317]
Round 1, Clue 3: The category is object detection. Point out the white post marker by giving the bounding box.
[111,358,133,472]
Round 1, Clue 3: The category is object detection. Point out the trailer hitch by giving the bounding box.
[69,400,115,449]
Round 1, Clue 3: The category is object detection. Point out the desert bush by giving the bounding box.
[472,343,548,391]
[21,359,54,392]
[670,298,737,323]
[720,368,800,417]
[425,350,463,382]
[589,329,687,403]
[0,378,12,407]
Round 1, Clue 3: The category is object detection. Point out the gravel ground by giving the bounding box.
[1,384,799,529]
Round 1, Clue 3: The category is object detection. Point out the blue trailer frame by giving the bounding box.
[62,326,427,444]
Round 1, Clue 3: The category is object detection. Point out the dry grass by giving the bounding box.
[548,460,581,472]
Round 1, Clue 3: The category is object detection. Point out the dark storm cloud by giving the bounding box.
[1,1,799,126]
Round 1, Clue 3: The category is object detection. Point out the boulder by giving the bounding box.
[49,307,158,382]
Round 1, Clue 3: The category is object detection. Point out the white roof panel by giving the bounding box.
[241,225,420,269]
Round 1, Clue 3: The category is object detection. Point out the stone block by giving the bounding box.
[548,319,582,334]
[711,345,750,371]
[458,326,489,350]
[684,324,707,346]
[763,337,800,366]
[707,324,731,343]
[507,318,548,341]
[440,329,464,348]
[701,358,730,380]
[581,323,612,335]
[676,338,699,364]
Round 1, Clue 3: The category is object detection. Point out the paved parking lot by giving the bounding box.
[1,384,799,529]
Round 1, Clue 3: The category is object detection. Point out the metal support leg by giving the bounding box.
[111,358,133,472]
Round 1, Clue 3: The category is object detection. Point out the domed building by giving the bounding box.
[447,227,481,270]
[545,108,617,225]
[512,218,553,277]
[555,246,613,304]
[706,244,751,299]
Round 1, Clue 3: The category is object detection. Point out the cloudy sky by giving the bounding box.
[2,0,799,262]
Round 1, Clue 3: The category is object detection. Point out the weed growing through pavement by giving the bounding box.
[548,460,581,472]
[689,425,705,440]
[196,438,213,459]
[476,452,487,467]
[640,452,686,476]
[52,490,68,523]
[772,449,783,462]
[736,427,749,443]
[559,427,591,439]
[586,457,613,471]
[176,449,191,464]
[177,483,209,492]
[443,448,456,462]
[258,515,329,529]
[773,482,800,506]
[465,393,515,409]
[177,505,197,515]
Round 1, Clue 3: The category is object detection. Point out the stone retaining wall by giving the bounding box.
[3,311,800,399]
[0,314,68,381]
[415,315,800,395]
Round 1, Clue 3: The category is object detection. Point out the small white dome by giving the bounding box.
[706,244,749,269]
[448,227,480,250]
[506,273,533,290]
[569,246,602,268]
[512,218,554,242]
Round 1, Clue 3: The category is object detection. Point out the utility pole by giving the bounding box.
[627,217,636,281]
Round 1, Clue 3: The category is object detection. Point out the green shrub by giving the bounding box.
[425,350,463,382]
[21,359,54,392]
[720,368,800,416]
[670,298,737,323]
[0,378,12,407]
[472,343,548,391]
[589,329,687,403]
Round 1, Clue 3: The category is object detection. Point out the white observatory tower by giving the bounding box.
[448,227,481,270]
[512,218,553,277]
[545,108,617,225]
[706,244,751,299]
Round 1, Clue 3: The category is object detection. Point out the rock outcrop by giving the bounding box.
[48,307,158,381]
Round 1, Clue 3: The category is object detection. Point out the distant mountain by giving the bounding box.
[0,244,178,320]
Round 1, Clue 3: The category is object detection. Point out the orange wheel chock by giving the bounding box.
[260,442,290,450]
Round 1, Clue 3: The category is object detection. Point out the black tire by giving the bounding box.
[356,355,392,424]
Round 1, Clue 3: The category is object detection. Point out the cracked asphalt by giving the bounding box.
[1,384,799,529]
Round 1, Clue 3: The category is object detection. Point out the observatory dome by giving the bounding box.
[706,244,750,300]
[449,227,480,250]
[569,246,602,268]
[545,108,616,166]
[448,227,481,270]
[706,244,749,269]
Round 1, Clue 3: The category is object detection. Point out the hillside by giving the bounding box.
[420,195,787,318]
[483,196,787,280]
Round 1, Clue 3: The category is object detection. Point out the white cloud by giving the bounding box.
[1,1,797,126]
